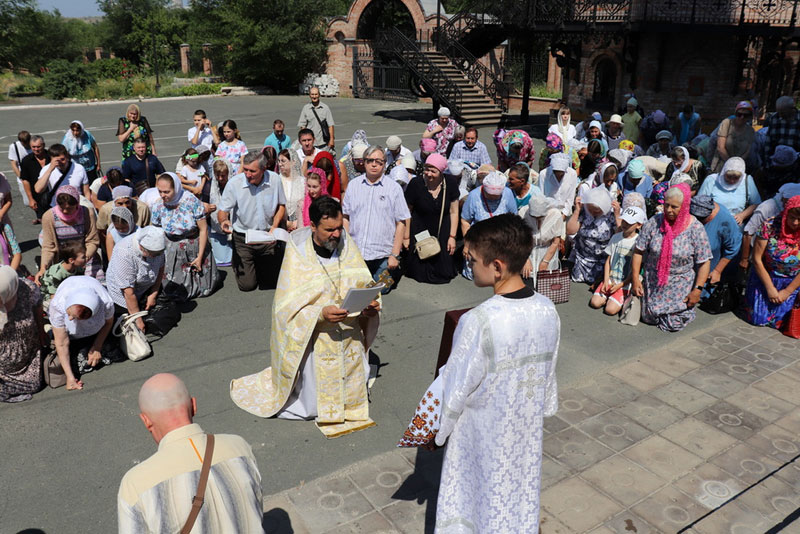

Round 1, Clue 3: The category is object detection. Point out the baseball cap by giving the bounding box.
[620,206,646,225]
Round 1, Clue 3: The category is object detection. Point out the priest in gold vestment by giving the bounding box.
[230,197,380,438]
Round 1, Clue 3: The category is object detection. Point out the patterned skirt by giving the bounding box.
[745,272,799,329]
[162,233,220,301]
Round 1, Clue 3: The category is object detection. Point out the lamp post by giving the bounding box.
[152,33,161,93]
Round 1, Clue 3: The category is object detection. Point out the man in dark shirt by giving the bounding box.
[18,134,50,222]
[121,138,165,195]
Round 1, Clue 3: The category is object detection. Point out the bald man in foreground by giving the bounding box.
[117,374,265,533]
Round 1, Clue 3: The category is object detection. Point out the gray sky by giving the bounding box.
[38,0,104,17]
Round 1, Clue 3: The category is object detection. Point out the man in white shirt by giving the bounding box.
[8,130,32,207]
[296,128,321,174]
[385,135,411,169]
[34,143,90,205]
[187,109,214,150]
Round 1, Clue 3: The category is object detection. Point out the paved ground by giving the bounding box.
[0,96,790,533]
[260,319,800,534]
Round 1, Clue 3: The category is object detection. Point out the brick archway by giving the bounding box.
[326,0,428,42]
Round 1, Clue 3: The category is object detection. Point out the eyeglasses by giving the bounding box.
[365,158,385,165]
[736,112,752,118]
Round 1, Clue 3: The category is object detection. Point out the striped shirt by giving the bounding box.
[448,140,492,167]
[118,424,264,534]
[342,174,410,261]
[106,234,165,308]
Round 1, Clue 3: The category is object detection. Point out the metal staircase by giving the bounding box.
[375,27,504,128]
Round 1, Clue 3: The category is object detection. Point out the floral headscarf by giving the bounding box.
[53,185,84,225]
[546,132,564,152]
[657,183,692,286]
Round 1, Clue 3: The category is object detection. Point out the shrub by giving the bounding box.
[42,60,93,99]
[87,58,134,80]
[180,83,223,96]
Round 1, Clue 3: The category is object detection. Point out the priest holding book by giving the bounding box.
[230,197,381,438]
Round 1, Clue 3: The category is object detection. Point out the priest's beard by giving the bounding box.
[323,237,339,252]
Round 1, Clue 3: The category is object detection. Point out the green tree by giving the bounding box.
[97,0,168,62]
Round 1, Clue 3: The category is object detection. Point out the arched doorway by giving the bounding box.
[592,58,617,110]
[356,0,416,41]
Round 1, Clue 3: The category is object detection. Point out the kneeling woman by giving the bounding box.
[568,187,617,283]
[152,173,219,300]
[745,195,800,329]
[632,184,712,332]
[49,276,117,390]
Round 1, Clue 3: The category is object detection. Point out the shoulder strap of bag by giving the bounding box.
[112,311,149,337]
[14,142,20,163]
[50,165,70,196]
[310,105,327,133]
[145,155,150,185]
[436,178,447,237]
[181,434,215,534]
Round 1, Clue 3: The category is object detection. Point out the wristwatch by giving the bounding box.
[391,253,401,260]
[695,285,704,291]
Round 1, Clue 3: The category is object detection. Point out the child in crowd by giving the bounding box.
[432,213,559,533]
[92,167,130,209]
[41,240,86,311]
[590,206,646,315]
[301,167,329,227]
[214,119,248,175]
[178,148,207,199]
[105,206,137,260]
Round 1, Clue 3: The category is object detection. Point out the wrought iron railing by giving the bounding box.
[352,42,417,102]
[433,18,509,111]
[374,27,464,115]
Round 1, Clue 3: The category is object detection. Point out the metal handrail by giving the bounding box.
[433,19,508,111]
[374,28,464,115]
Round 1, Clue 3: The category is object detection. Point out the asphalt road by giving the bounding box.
[0,95,736,533]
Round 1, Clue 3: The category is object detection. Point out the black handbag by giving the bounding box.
[700,282,737,314]
[143,296,182,339]
[310,106,331,145]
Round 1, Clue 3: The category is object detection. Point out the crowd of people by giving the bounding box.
[3,88,800,531]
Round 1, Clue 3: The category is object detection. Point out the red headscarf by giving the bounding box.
[780,195,800,245]
[312,152,341,200]
[657,182,692,286]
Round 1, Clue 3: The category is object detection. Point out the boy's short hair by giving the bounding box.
[18,130,31,143]
[193,109,206,118]
[273,119,284,127]
[59,239,86,262]
[465,214,533,274]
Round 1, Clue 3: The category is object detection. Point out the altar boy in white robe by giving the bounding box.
[431,213,560,533]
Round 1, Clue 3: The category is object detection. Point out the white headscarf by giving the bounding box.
[608,149,632,170]
[528,195,563,217]
[582,186,612,224]
[63,119,89,155]
[716,157,747,191]
[482,171,507,195]
[65,288,101,318]
[669,172,694,188]
[549,153,571,172]
[0,265,19,330]
[161,172,184,207]
[674,146,691,174]
[595,162,617,186]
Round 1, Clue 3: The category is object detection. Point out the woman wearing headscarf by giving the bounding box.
[711,101,755,174]
[312,151,343,199]
[151,172,219,300]
[403,153,460,284]
[0,265,46,402]
[547,106,577,146]
[62,120,102,182]
[342,129,368,157]
[580,120,606,143]
[631,183,712,332]
[618,158,654,200]
[521,196,566,287]
[621,98,642,145]
[539,133,564,171]
[116,104,156,161]
[207,158,234,266]
[689,196,742,302]
[493,129,535,172]
[339,144,367,194]
[35,185,101,285]
[578,138,608,181]
[49,276,118,391]
[665,146,706,192]
[698,157,761,225]
[105,205,136,260]
[567,187,617,283]
[745,195,800,329]
[541,153,579,218]
[277,149,305,232]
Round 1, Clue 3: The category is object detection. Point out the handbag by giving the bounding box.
[781,301,800,339]
[414,178,446,260]
[180,434,215,534]
[310,106,331,145]
[42,350,66,388]
[144,296,182,338]
[700,282,737,315]
[619,295,641,326]
[536,268,571,304]
[113,311,152,361]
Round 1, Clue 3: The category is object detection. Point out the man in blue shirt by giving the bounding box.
[263,119,292,153]
[122,138,165,195]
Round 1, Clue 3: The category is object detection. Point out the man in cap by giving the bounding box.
[541,153,578,218]
[765,96,800,165]
[297,86,335,152]
[122,138,166,195]
[448,127,491,168]
[422,107,460,156]
[96,184,152,236]
[606,114,627,150]
[646,130,675,159]
[119,373,264,533]
[622,98,642,144]
[689,195,741,303]
[384,135,411,169]
[460,171,517,279]
[618,158,653,199]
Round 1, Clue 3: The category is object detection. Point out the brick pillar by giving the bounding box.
[180,44,190,74]
[202,43,213,76]
[94,47,103,60]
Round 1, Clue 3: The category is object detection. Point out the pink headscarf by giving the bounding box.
[53,185,84,225]
[780,195,800,245]
[302,167,330,227]
[657,182,692,286]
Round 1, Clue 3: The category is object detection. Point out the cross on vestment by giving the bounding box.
[518,368,545,399]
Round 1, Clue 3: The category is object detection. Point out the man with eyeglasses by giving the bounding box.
[342,145,410,291]
[18,134,49,223]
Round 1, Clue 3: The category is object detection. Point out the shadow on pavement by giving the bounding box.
[374,108,433,125]
[393,447,445,534]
